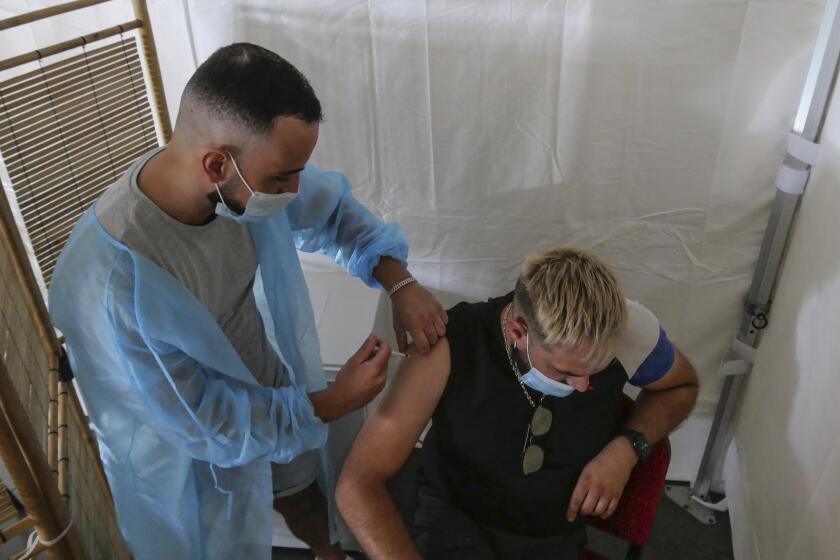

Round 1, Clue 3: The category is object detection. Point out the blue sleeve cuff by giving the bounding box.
[347,224,410,289]
[289,165,411,289]
[270,385,328,464]
[629,327,675,386]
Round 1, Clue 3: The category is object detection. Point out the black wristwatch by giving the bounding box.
[620,429,652,463]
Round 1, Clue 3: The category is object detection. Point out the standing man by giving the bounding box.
[49,43,446,560]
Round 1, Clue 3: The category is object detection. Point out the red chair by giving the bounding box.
[584,395,672,560]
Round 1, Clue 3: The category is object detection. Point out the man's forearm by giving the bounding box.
[308,388,345,423]
[372,256,411,292]
[625,383,698,443]
[336,477,421,560]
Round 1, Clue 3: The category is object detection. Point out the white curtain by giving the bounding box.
[178,0,824,412]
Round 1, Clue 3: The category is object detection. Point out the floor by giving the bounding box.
[585,484,734,560]
[273,452,734,560]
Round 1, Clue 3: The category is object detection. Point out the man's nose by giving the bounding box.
[568,376,590,392]
[287,174,301,193]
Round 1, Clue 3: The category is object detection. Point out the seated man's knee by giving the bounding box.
[273,481,323,518]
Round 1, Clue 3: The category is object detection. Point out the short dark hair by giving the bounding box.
[185,43,322,134]
[513,278,544,340]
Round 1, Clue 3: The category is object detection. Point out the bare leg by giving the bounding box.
[274,482,343,560]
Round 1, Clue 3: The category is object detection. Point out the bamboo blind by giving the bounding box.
[0,36,158,285]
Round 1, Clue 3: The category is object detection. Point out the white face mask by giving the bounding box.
[214,152,297,223]
[519,333,576,398]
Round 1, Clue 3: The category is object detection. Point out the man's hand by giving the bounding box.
[310,334,390,422]
[391,283,447,354]
[566,436,638,521]
[371,256,447,354]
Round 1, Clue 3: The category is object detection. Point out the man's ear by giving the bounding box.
[201,149,229,184]
[507,315,529,348]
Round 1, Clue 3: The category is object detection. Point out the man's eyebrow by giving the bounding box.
[276,167,305,177]
[553,366,588,378]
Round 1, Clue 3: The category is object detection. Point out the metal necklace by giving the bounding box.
[501,303,549,416]
[501,303,553,474]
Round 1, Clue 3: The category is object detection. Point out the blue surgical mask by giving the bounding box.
[519,333,575,398]
[214,152,296,223]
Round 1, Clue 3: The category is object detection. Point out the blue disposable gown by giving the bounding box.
[48,164,408,559]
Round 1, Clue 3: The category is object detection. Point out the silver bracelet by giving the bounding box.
[388,277,418,298]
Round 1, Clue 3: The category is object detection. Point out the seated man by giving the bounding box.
[336,246,699,559]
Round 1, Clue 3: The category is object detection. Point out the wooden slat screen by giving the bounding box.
[0,36,159,285]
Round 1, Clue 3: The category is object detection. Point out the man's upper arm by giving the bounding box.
[639,348,698,392]
[342,338,451,481]
[619,299,684,388]
[614,299,699,392]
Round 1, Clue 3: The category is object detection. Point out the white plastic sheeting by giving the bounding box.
[181,0,825,413]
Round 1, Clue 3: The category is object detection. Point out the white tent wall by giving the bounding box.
[723,59,840,559]
[178,0,825,483]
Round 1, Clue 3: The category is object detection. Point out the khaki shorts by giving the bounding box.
[271,448,319,498]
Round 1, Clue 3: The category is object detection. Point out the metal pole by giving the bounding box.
[667,0,840,523]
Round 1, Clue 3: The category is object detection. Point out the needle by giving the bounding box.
[373,346,409,359]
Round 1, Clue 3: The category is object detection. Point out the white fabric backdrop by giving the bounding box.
[0,0,826,473]
[180,0,825,412]
[0,0,824,408]
[0,0,828,482]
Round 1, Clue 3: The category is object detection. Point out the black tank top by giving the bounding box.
[420,293,628,538]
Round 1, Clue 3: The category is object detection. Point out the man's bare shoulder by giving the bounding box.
[340,338,452,484]
[375,338,452,418]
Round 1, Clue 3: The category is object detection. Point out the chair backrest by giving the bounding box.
[586,394,672,545]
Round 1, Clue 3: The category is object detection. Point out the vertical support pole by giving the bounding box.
[48,367,58,475]
[131,0,172,142]
[693,187,801,501]
[57,374,70,502]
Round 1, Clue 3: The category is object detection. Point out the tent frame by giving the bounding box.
[666,0,840,525]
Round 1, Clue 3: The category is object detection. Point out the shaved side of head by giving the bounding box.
[170,43,323,158]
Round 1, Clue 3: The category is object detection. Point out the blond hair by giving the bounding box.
[513,246,627,368]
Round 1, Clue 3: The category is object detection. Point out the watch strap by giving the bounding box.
[619,428,651,462]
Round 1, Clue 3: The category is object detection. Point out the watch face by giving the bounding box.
[636,438,652,459]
